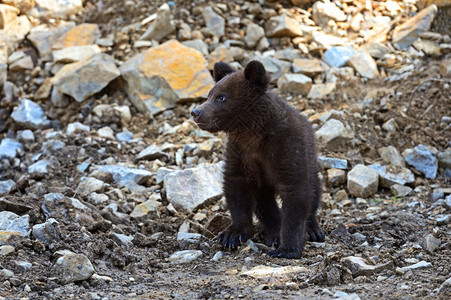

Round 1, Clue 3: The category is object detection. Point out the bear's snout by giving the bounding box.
[191,108,201,119]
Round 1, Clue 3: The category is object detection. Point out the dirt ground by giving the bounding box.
[1,0,450,299]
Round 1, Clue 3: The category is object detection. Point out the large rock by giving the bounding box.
[349,51,379,79]
[130,196,162,221]
[312,31,345,49]
[368,163,415,188]
[318,156,348,170]
[342,256,392,277]
[169,250,203,264]
[119,39,214,115]
[52,23,101,49]
[307,83,336,99]
[75,177,105,196]
[11,99,51,129]
[52,53,120,102]
[0,138,23,159]
[240,265,308,279]
[323,46,356,68]
[0,211,30,245]
[33,0,83,20]
[244,23,265,48]
[277,73,312,95]
[140,3,175,41]
[27,22,75,59]
[202,6,225,38]
[347,164,379,198]
[404,144,438,179]
[90,165,152,187]
[312,1,347,27]
[315,119,355,149]
[0,15,31,54]
[392,5,438,49]
[52,45,101,63]
[165,162,223,211]
[54,250,95,284]
[265,14,303,37]
[28,159,54,179]
[137,145,170,161]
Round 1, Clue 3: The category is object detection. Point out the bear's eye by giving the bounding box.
[217,95,226,102]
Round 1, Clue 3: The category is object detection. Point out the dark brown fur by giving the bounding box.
[191,61,324,258]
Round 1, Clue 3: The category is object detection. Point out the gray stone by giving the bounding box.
[244,23,265,48]
[0,138,23,159]
[307,83,336,100]
[323,46,356,68]
[274,48,301,62]
[140,3,175,41]
[97,126,115,139]
[29,159,53,179]
[66,122,90,136]
[17,130,35,143]
[421,234,441,253]
[52,53,120,102]
[327,169,346,186]
[312,1,346,27]
[0,245,15,256]
[32,218,60,245]
[212,251,223,262]
[240,265,308,279]
[165,162,223,211]
[111,233,133,248]
[404,144,438,179]
[333,291,361,300]
[349,51,379,79]
[315,119,355,149]
[342,256,391,277]
[169,250,203,264]
[52,45,101,63]
[378,146,405,167]
[265,13,303,37]
[0,268,13,280]
[440,59,451,77]
[277,73,312,95]
[27,22,75,59]
[11,99,51,129]
[181,39,209,56]
[363,43,391,59]
[382,118,397,132]
[202,6,225,38]
[431,188,445,202]
[156,167,176,185]
[318,157,348,170]
[347,164,379,198]
[177,232,203,249]
[42,140,65,155]
[137,145,170,161]
[248,55,291,79]
[116,129,133,142]
[33,0,83,20]
[0,211,30,244]
[368,163,414,188]
[0,179,15,195]
[392,5,438,49]
[54,251,95,284]
[76,177,105,196]
[397,261,432,272]
[437,149,451,169]
[391,184,413,197]
[91,165,152,187]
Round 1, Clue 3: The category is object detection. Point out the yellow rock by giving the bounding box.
[0,4,20,29]
[120,39,214,114]
[53,23,100,49]
[141,40,214,100]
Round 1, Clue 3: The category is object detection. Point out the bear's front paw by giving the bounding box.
[306,223,325,242]
[217,226,251,249]
[267,246,302,259]
[264,231,280,247]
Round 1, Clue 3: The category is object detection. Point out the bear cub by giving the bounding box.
[191,61,325,258]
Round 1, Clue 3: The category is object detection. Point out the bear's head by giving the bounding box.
[191,60,270,133]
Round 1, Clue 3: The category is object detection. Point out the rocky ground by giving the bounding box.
[0,0,450,299]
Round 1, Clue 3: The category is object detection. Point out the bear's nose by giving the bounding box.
[191,109,200,118]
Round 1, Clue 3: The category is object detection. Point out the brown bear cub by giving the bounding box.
[191,61,325,259]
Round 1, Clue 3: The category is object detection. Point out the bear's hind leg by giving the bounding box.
[255,186,281,247]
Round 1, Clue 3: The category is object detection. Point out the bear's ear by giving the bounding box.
[244,60,269,91]
[213,62,235,82]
